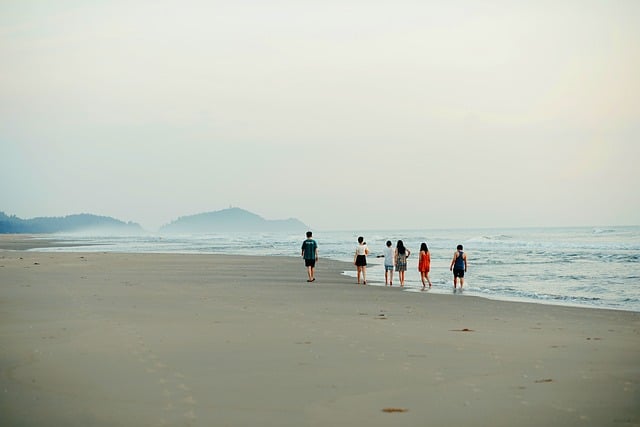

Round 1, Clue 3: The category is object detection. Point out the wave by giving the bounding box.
[477,287,603,304]
[466,234,513,243]
[592,228,616,234]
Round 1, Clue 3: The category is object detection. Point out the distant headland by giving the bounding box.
[0,212,143,234]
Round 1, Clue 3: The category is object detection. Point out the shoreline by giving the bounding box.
[2,233,637,314]
[1,248,638,426]
[0,234,101,251]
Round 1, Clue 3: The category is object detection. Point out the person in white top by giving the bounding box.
[376,240,395,286]
[354,236,369,285]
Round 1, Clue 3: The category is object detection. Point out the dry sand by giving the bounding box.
[0,246,638,426]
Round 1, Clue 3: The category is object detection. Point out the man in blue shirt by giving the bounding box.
[301,231,318,282]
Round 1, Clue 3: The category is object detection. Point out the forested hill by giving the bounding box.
[161,207,307,233]
[0,212,144,234]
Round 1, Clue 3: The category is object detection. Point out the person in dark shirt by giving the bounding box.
[301,231,318,282]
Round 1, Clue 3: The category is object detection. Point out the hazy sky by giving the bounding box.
[1,0,639,231]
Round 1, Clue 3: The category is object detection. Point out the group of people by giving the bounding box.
[301,232,468,290]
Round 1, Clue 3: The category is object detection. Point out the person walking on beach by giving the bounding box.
[301,231,318,282]
[394,240,411,287]
[376,240,395,286]
[354,236,369,285]
[449,244,467,290]
[418,242,432,290]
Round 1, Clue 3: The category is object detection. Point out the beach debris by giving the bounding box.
[450,328,474,332]
[586,337,602,341]
[534,378,554,383]
[376,314,387,320]
[382,408,408,413]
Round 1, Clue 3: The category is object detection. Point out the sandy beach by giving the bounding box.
[1,244,638,426]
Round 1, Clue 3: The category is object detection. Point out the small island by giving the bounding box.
[160,207,307,233]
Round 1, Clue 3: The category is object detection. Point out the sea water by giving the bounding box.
[34,226,640,312]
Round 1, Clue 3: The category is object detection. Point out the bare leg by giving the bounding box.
[363,267,367,285]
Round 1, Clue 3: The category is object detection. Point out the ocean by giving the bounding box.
[32,226,640,312]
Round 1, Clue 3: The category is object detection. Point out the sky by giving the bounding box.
[1,0,639,231]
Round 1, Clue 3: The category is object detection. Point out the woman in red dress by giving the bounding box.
[418,242,433,290]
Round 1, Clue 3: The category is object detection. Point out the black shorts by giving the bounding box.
[305,259,316,268]
[453,268,465,278]
[355,255,367,267]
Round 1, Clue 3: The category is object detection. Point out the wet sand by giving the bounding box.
[0,247,638,426]
[0,234,97,251]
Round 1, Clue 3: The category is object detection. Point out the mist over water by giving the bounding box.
[36,226,640,312]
